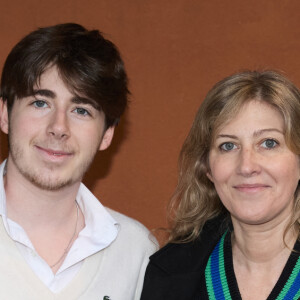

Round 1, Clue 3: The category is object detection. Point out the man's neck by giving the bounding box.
[3,159,85,272]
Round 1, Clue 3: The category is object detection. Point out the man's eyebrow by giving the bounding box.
[32,90,100,110]
[33,89,56,98]
[72,97,100,110]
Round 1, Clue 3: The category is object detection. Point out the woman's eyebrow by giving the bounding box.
[216,129,283,140]
[216,134,238,140]
[253,128,283,137]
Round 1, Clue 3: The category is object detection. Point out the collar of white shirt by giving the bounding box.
[0,159,119,292]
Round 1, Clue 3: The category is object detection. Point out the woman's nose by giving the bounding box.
[237,148,261,177]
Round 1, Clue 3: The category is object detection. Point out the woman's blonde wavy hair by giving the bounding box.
[168,70,300,243]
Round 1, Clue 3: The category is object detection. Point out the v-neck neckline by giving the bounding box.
[205,231,300,300]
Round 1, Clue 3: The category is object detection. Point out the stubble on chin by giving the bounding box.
[9,145,73,191]
[8,137,98,191]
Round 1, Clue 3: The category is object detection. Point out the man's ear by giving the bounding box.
[99,126,115,151]
[0,99,9,134]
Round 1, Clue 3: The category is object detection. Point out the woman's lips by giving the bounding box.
[233,184,270,193]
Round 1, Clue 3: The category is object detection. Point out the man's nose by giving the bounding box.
[46,110,70,139]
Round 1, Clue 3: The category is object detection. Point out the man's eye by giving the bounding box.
[33,100,48,108]
[220,142,236,151]
[74,107,90,116]
[261,139,278,149]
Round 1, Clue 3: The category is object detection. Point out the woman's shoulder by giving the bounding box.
[140,215,229,300]
[148,214,229,275]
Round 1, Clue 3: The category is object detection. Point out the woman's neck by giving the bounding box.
[231,215,297,268]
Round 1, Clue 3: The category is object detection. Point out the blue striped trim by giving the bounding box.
[282,257,300,300]
[210,237,226,300]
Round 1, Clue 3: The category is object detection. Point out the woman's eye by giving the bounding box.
[220,142,236,151]
[74,107,90,116]
[261,139,278,149]
[33,100,48,108]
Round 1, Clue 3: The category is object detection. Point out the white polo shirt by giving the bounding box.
[0,160,119,293]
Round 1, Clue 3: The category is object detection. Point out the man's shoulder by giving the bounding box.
[105,207,158,252]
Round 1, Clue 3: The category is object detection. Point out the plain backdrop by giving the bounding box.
[0,0,300,243]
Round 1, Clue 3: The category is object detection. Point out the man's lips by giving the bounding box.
[35,146,73,157]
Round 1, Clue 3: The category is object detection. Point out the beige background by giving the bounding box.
[0,0,300,242]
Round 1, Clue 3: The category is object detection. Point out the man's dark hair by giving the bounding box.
[0,23,129,128]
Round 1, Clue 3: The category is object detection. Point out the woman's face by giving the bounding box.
[207,100,299,227]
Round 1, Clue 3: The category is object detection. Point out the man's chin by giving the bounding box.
[30,178,74,191]
[20,170,75,191]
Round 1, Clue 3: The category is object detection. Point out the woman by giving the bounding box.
[141,70,300,299]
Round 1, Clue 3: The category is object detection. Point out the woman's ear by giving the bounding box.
[206,171,214,183]
[206,159,214,182]
[0,99,9,134]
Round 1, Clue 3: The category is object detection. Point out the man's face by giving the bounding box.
[0,66,114,190]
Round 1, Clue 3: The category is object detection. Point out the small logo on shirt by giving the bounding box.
[103,296,110,300]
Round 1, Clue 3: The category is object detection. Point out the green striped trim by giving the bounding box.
[205,232,231,300]
[219,233,232,299]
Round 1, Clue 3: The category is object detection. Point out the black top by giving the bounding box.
[140,216,300,300]
[140,215,228,299]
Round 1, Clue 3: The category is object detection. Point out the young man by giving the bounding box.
[0,23,156,299]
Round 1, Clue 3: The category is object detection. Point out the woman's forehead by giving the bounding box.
[210,99,285,140]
